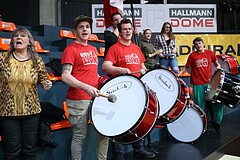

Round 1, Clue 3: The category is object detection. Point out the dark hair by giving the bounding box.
[160,22,175,40]
[117,18,132,32]
[193,37,204,44]
[111,12,122,21]
[143,28,152,35]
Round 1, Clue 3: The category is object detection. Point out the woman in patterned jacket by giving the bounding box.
[0,27,52,160]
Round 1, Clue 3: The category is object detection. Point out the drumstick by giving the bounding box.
[149,49,163,58]
[130,69,146,75]
[98,93,117,103]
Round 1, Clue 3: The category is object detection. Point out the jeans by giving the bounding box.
[67,99,109,160]
[114,139,144,154]
[0,114,40,160]
[159,57,178,74]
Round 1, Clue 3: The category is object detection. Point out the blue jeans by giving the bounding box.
[159,57,178,74]
[114,140,144,154]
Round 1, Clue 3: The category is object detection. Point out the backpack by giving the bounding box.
[45,58,62,76]
[40,102,66,124]
[37,118,57,148]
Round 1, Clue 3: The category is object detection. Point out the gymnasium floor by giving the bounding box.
[124,107,240,160]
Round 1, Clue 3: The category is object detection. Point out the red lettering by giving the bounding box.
[170,18,214,28]
[205,19,214,27]
[192,19,204,27]
[170,19,179,27]
[134,18,141,28]
[182,19,191,27]
[96,19,105,28]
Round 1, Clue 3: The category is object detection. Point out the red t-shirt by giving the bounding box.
[186,50,217,85]
[104,41,146,78]
[61,42,99,100]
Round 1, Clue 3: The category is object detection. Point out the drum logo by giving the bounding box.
[156,74,175,92]
[104,81,132,95]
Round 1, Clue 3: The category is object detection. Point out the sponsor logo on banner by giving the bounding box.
[169,8,215,32]
[92,4,217,33]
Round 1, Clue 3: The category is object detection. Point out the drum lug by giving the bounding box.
[221,90,228,94]
[216,100,222,103]
[177,99,184,105]
[146,106,155,114]
[235,95,240,99]
[128,130,139,138]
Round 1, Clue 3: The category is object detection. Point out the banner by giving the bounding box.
[92,4,217,33]
[176,34,240,66]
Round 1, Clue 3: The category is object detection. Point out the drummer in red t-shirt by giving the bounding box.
[178,37,223,135]
[61,15,109,160]
[102,18,156,159]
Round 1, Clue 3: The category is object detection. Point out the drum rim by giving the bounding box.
[206,69,225,100]
[89,74,149,137]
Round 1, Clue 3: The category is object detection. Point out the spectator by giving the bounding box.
[154,22,178,74]
[0,27,52,160]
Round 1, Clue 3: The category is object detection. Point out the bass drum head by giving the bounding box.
[167,106,204,142]
[206,69,224,101]
[90,74,147,137]
[140,69,180,116]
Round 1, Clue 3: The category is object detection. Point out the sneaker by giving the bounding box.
[134,150,156,159]
[114,153,125,160]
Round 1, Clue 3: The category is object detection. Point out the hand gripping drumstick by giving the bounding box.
[149,49,163,58]
[130,69,146,75]
[98,93,117,103]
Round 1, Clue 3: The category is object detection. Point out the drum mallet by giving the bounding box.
[98,93,117,103]
[149,49,163,58]
[130,69,146,75]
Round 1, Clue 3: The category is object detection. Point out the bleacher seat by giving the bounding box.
[48,70,62,81]
[0,21,16,32]
[50,101,72,131]
[0,37,10,51]
[59,30,105,43]
[59,29,76,39]
[88,34,105,43]
[98,47,105,57]
[0,38,50,54]
[34,41,50,53]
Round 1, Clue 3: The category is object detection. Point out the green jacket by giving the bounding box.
[138,39,156,69]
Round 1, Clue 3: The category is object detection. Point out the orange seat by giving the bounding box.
[50,101,72,131]
[34,41,49,54]
[0,21,16,32]
[0,37,10,51]
[48,70,62,81]
[59,29,76,39]
[97,47,105,57]
[88,34,105,42]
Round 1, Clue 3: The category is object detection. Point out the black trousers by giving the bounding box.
[0,114,39,160]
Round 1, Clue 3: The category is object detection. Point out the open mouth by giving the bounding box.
[16,41,22,45]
